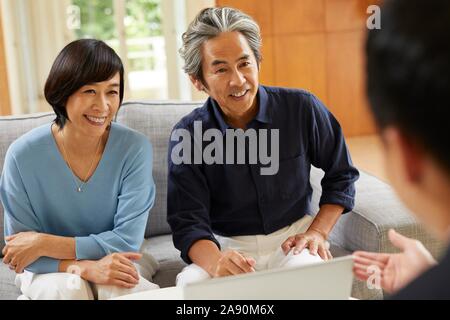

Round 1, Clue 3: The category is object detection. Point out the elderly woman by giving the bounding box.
[0,39,158,299]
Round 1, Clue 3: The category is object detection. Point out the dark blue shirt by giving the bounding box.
[167,85,359,263]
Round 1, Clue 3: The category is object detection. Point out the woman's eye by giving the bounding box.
[216,68,227,74]
[241,62,251,67]
[109,91,119,95]
[84,89,95,94]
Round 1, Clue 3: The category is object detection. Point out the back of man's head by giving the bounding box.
[366,0,450,175]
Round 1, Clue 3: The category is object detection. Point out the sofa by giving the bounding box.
[0,100,445,300]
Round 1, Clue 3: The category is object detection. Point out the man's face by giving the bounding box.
[193,31,259,120]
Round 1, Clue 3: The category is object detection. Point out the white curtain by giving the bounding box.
[1,0,215,114]
[1,0,74,114]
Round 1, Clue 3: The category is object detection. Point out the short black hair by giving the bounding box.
[44,39,124,128]
[366,0,450,174]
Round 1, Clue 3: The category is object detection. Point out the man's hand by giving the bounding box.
[211,250,256,277]
[2,232,44,273]
[283,204,344,261]
[353,229,437,293]
[78,252,142,289]
[281,229,332,260]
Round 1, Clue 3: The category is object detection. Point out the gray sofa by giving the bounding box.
[0,101,444,300]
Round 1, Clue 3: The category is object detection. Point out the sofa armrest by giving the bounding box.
[309,166,444,259]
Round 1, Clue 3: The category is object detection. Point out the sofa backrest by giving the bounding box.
[0,101,203,254]
[115,101,202,237]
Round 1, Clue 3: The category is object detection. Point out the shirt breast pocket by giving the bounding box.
[272,154,310,200]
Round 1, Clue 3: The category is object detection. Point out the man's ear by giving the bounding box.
[189,75,205,92]
[384,127,425,184]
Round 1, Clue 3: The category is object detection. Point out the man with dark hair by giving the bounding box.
[353,0,450,299]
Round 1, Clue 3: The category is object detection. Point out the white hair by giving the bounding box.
[179,7,262,83]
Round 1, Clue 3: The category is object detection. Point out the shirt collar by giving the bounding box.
[211,98,232,134]
[210,86,272,134]
[254,85,271,124]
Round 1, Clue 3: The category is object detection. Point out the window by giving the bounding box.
[1,0,212,114]
[70,0,168,100]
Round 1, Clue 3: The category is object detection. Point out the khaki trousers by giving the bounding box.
[15,268,159,300]
[176,215,324,287]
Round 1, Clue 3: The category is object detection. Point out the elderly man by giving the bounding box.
[168,7,359,286]
[353,0,450,299]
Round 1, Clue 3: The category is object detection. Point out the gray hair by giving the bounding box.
[179,7,262,83]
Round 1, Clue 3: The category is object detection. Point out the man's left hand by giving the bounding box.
[2,231,44,273]
[281,229,332,261]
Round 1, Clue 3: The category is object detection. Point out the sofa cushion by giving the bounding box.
[115,101,203,237]
[0,263,21,300]
[140,235,187,288]
[0,112,55,254]
[0,101,203,252]
[310,166,444,258]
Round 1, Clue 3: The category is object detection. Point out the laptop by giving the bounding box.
[183,255,354,300]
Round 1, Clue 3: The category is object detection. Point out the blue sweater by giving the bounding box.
[0,122,155,274]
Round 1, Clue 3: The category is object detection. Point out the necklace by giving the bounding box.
[60,129,102,192]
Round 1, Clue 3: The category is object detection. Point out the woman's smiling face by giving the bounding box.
[64,72,121,137]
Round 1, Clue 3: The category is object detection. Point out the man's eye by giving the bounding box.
[109,91,119,95]
[241,62,251,67]
[84,89,95,94]
[216,68,227,74]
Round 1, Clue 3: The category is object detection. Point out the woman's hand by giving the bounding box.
[2,232,45,273]
[281,229,333,260]
[80,252,142,288]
